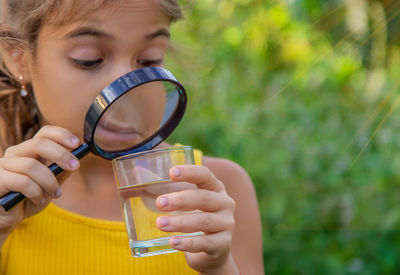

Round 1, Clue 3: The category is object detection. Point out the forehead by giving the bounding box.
[48,0,168,27]
[42,0,170,40]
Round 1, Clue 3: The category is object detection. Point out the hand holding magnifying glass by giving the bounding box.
[0,67,187,211]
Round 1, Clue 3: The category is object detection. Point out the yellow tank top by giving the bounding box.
[0,148,202,275]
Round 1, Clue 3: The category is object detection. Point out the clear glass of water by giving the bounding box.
[112,146,202,257]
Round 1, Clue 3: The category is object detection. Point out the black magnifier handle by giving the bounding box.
[0,143,90,211]
[49,143,90,175]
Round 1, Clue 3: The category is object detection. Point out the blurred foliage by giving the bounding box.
[166,0,400,273]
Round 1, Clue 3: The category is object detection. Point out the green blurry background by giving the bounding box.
[167,0,400,273]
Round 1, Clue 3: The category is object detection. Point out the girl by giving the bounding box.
[0,0,264,274]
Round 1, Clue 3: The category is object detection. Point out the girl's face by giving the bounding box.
[27,0,171,140]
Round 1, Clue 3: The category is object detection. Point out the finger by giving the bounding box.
[1,158,61,198]
[4,138,80,171]
[169,231,232,254]
[34,125,80,149]
[156,189,235,212]
[133,167,199,198]
[156,212,235,234]
[169,165,225,192]
[0,169,44,205]
[5,126,80,158]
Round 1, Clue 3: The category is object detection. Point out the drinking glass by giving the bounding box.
[112,146,202,257]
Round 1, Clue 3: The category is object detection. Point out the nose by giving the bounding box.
[107,59,140,85]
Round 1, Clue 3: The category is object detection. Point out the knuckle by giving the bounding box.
[60,155,74,168]
[200,214,214,231]
[61,151,71,163]
[32,137,47,148]
[227,196,236,211]
[28,187,42,200]
[199,191,211,204]
[22,158,39,171]
[4,145,17,157]
[197,166,214,184]
[221,233,233,252]
[227,232,233,243]
[3,148,11,156]
[228,216,236,230]
[15,175,32,190]
[217,179,226,191]
[14,176,41,200]
[172,216,183,230]
[203,235,213,250]
[39,125,52,134]
[41,175,57,190]
[62,130,74,141]
[57,128,72,142]
[200,165,212,178]
[172,193,184,207]
[185,237,195,251]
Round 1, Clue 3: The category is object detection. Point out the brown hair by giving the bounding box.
[0,0,183,154]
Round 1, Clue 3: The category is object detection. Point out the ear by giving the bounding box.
[1,46,31,82]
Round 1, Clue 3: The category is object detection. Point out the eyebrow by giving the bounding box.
[65,27,170,40]
[65,27,114,39]
[146,29,171,40]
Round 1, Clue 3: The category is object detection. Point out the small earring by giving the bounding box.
[18,76,28,97]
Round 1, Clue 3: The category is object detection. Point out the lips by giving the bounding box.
[98,119,139,134]
[94,119,143,150]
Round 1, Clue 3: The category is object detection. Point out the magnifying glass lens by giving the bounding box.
[93,81,179,152]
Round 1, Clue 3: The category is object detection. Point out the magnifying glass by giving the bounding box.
[0,67,187,211]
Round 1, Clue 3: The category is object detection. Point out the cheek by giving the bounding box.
[30,62,98,137]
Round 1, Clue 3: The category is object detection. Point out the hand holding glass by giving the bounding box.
[112,146,203,257]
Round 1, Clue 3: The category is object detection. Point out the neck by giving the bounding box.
[52,143,172,220]
[53,154,123,221]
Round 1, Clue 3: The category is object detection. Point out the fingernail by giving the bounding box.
[71,136,79,146]
[159,197,169,207]
[158,217,169,227]
[69,158,79,169]
[172,167,181,177]
[55,188,62,198]
[172,238,181,246]
[40,198,46,205]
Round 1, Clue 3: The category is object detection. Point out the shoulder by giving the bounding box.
[201,156,256,203]
[202,155,247,178]
[200,155,258,213]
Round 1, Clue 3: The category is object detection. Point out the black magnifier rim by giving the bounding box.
[83,67,187,159]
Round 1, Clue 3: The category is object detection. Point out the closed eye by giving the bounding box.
[137,59,164,67]
[72,58,103,70]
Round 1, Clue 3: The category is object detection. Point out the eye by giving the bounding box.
[72,58,103,70]
[137,59,164,67]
